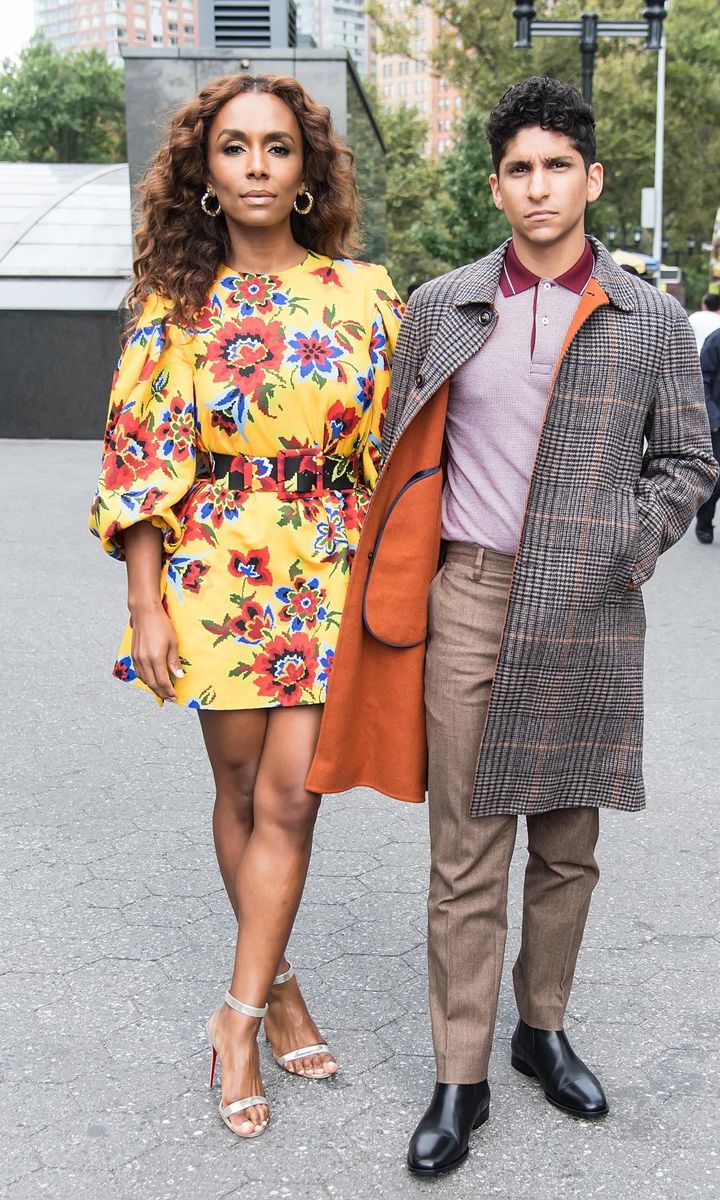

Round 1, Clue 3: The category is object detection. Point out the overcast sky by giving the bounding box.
[0,0,37,60]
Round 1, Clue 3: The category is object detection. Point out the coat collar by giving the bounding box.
[454,235,637,313]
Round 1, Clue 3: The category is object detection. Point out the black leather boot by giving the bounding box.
[407,1081,490,1176]
[511,1019,608,1117]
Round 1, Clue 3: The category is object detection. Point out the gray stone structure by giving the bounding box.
[0,163,131,440]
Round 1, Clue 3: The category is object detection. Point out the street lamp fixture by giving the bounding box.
[686,234,696,254]
[607,225,617,246]
[633,227,643,246]
[643,0,668,51]
[512,2,667,102]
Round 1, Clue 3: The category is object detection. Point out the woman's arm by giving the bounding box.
[124,522,184,701]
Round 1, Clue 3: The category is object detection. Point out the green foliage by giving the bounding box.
[372,97,446,294]
[0,37,126,163]
[416,107,506,269]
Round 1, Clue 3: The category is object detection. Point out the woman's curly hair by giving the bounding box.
[129,73,362,320]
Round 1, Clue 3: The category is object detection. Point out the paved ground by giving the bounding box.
[1,439,719,1200]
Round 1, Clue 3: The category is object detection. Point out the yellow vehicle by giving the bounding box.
[709,207,720,293]
[610,249,684,304]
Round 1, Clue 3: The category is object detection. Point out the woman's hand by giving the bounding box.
[129,600,184,701]
[123,521,183,702]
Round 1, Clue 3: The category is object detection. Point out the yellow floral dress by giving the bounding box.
[90,252,402,709]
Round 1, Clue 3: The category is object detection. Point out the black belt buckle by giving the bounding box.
[277,447,324,500]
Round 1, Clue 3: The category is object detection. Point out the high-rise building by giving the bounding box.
[297,0,372,78]
[373,3,463,158]
[33,0,200,65]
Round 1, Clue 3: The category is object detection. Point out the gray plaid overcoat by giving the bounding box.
[308,238,718,815]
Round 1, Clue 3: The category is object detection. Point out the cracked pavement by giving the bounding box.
[1,439,718,1200]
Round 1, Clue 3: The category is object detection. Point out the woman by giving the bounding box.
[90,72,401,1139]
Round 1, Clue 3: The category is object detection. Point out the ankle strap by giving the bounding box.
[273,964,295,986]
[224,990,268,1019]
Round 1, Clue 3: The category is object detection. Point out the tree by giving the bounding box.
[417,106,506,269]
[374,99,446,293]
[0,37,126,163]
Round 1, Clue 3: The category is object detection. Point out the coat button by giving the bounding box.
[415,371,424,387]
[479,309,493,325]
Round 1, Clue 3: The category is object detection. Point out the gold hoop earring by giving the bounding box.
[293,190,314,216]
[201,189,222,218]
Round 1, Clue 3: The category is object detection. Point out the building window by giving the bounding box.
[183,23,193,33]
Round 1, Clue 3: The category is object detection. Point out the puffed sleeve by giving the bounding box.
[89,293,197,560]
[362,266,404,489]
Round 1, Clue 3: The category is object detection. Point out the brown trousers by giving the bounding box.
[425,542,600,1083]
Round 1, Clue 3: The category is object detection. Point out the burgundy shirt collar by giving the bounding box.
[499,238,595,297]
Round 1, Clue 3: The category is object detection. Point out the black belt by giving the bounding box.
[209,449,360,498]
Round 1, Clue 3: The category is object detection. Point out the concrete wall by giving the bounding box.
[0,311,121,439]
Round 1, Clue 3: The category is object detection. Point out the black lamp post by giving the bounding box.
[512,2,667,103]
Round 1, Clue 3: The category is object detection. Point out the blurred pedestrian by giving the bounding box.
[689,292,720,352]
[308,75,718,1177]
[696,325,720,542]
[90,72,401,1139]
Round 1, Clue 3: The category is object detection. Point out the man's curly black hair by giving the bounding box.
[486,76,596,173]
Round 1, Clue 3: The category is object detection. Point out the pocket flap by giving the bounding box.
[362,466,442,648]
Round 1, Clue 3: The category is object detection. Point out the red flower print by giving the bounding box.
[252,631,319,706]
[182,560,210,593]
[228,596,274,644]
[276,576,328,631]
[204,319,284,391]
[139,486,168,515]
[341,490,364,531]
[233,277,289,316]
[228,546,273,586]
[209,408,238,437]
[156,396,196,460]
[199,485,243,529]
[326,399,360,442]
[311,265,342,287]
[103,415,159,491]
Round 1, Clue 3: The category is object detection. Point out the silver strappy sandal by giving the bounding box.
[208,992,270,1137]
[266,964,338,1079]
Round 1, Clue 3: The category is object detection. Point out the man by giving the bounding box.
[696,325,720,541]
[306,76,717,1175]
[688,292,720,353]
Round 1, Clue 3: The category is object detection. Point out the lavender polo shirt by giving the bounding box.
[442,239,595,556]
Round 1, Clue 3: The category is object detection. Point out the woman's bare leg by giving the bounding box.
[199,706,308,1003]
[198,709,267,915]
[207,704,332,1133]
